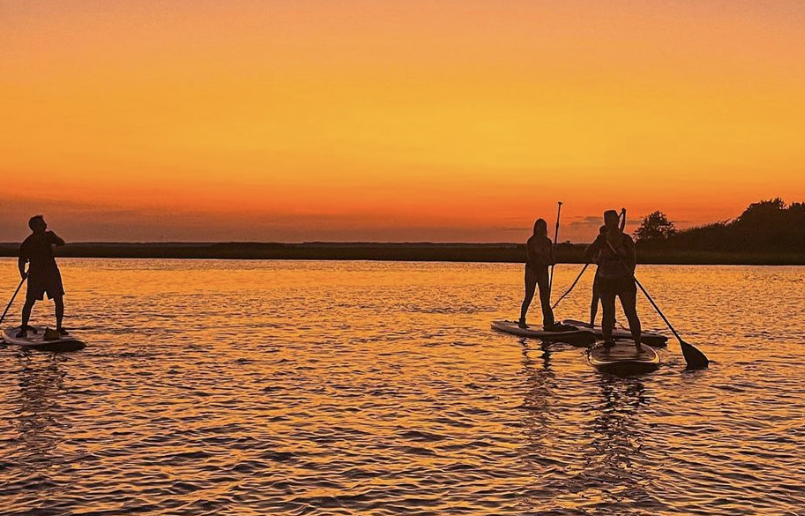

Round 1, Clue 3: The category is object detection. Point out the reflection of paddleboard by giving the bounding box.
[587,340,659,374]
[491,320,596,346]
[562,319,668,348]
[3,326,86,352]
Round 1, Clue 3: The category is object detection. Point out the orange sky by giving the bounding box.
[1,0,804,242]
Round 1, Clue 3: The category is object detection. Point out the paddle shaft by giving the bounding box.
[0,276,26,326]
[552,262,589,310]
[549,202,563,296]
[632,276,683,342]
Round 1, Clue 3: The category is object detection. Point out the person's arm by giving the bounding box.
[548,239,556,266]
[47,231,65,246]
[585,235,603,263]
[18,242,28,279]
[624,236,636,273]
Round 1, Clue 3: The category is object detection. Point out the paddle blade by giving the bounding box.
[680,340,709,369]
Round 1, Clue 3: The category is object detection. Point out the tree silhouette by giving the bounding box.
[644,198,805,253]
[634,211,677,242]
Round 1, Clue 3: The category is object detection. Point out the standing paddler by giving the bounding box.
[16,215,68,338]
[519,219,555,330]
[518,218,575,331]
[589,208,626,327]
[585,210,642,349]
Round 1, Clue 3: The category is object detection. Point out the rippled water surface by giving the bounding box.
[1,259,804,515]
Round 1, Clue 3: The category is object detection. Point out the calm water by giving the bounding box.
[1,259,804,515]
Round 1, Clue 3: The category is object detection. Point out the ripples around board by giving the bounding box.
[1,260,804,515]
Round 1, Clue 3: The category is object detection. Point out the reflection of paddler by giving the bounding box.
[518,341,555,464]
[14,357,65,467]
[585,210,642,350]
[584,376,651,495]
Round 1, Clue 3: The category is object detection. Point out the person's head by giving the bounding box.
[603,210,619,230]
[599,225,608,235]
[28,215,47,233]
[533,218,548,237]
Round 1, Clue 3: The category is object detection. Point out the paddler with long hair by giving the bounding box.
[585,209,642,349]
[519,218,560,330]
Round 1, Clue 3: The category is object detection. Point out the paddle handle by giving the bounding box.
[549,201,563,296]
[0,276,27,326]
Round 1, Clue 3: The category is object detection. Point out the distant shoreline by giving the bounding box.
[1,242,803,265]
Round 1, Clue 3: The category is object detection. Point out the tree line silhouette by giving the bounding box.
[635,199,805,253]
[0,199,801,264]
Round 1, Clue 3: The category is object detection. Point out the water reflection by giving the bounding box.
[581,376,657,509]
[14,355,66,462]
[519,339,555,453]
[517,339,664,513]
[1,260,804,515]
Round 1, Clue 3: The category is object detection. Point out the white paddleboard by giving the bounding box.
[3,326,86,352]
[491,320,596,346]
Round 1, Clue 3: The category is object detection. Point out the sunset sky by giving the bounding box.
[1,0,804,242]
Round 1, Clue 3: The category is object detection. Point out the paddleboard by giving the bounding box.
[587,339,659,374]
[491,320,596,346]
[3,326,86,352]
[562,319,668,348]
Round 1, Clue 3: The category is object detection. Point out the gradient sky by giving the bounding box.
[1,0,804,242]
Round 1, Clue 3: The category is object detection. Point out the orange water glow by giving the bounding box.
[2,259,805,514]
[2,1,804,242]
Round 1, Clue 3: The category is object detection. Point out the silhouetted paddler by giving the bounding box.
[17,216,67,338]
[585,210,642,349]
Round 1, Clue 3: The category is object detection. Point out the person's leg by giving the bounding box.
[54,295,65,333]
[600,280,617,344]
[520,268,537,327]
[536,268,555,329]
[618,280,641,349]
[18,297,36,337]
[590,273,601,327]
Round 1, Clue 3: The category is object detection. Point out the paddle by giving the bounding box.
[548,201,563,296]
[632,277,709,369]
[551,262,589,310]
[602,237,709,369]
[0,276,27,327]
